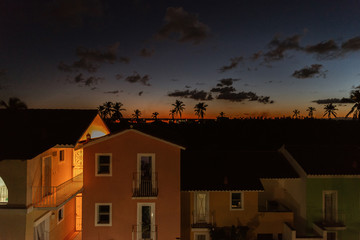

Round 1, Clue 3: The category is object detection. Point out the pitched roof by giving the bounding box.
[181,149,299,191]
[0,109,99,160]
[285,145,360,175]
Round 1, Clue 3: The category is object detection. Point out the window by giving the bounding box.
[0,177,8,204]
[59,150,65,162]
[196,234,206,240]
[57,206,64,223]
[95,203,112,226]
[231,192,243,210]
[95,153,112,176]
[327,232,336,240]
[194,232,209,240]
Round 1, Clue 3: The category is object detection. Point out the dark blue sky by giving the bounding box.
[1,0,360,118]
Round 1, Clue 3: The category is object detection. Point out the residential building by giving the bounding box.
[0,109,109,240]
[81,129,184,240]
[280,145,360,240]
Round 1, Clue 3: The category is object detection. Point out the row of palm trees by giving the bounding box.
[293,103,339,119]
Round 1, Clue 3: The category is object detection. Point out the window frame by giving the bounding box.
[95,153,112,177]
[57,206,64,224]
[230,192,244,210]
[59,150,65,162]
[95,203,112,226]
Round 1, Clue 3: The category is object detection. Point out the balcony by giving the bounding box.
[259,200,292,212]
[32,173,83,208]
[313,210,346,231]
[191,211,214,228]
[132,224,158,240]
[132,172,158,198]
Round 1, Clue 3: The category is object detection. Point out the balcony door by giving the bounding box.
[323,191,337,223]
[195,192,209,223]
[137,203,155,240]
[137,154,155,194]
[42,156,52,197]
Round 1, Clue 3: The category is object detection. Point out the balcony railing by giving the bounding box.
[132,224,158,240]
[132,172,158,197]
[191,211,214,228]
[33,173,83,208]
[313,210,346,230]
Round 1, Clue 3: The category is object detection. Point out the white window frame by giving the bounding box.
[194,192,209,223]
[95,153,112,176]
[137,202,156,240]
[230,192,244,210]
[322,190,338,222]
[137,153,156,186]
[57,206,64,224]
[95,203,112,226]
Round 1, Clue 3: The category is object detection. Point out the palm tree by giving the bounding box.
[132,109,142,121]
[111,102,126,121]
[218,112,225,118]
[97,105,106,118]
[306,107,316,118]
[0,97,27,110]
[346,90,360,119]
[323,103,338,119]
[169,109,176,122]
[172,100,185,119]
[194,102,208,119]
[292,109,300,119]
[152,112,159,120]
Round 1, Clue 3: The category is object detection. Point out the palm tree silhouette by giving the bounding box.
[218,112,225,118]
[323,103,338,119]
[306,107,316,118]
[169,109,176,122]
[292,109,300,119]
[111,102,126,121]
[132,109,142,121]
[172,100,185,119]
[152,112,159,120]
[346,90,360,119]
[0,97,27,110]
[97,105,106,118]
[194,102,208,119]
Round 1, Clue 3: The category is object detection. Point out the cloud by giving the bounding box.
[70,73,102,87]
[341,36,360,52]
[156,7,210,44]
[58,42,129,73]
[104,90,119,94]
[312,98,353,104]
[292,64,326,79]
[115,74,123,80]
[210,86,237,94]
[305,40,339,58]
[219,57,243,73]
[185,85,191,88]
[168,89,213,100]
[251,51,262,61]
[264,34,302,62]
[216,78,239,87]
[138,91,143,96]
[125,72,151,86]
[139,48,154,57]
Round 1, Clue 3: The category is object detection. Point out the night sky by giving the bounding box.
[1,0,360,118]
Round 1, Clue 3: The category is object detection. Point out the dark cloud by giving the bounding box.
[104,90,119,94]
[219,57,243,73]
[292,64,326,79]
[217,91,273,104]
[185,85,191,88]
[115,74,123,80]
[125,72,151,86]
[168,89,213,100]
[196,82,205,85]
[211,86,237,94]
[138,91,143,96]
[305,40,339,58]
[341,36,360,52]
[139,48,154,57]
[264,34,302,62]
[312,98,353,104]
[251,51,262,61]
[216,78,239,87]
[171,78,179,82]
[58,42,129,73]
[156,7,210,44]
[71,73,102,87]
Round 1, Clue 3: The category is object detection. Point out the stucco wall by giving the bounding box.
[82,130,181,240]
[306,177,360,239]
[0,208,27,240]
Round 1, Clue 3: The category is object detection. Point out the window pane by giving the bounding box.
[99,205,110,213]
[98,165,110,174]
[231,193,242,209]
[99,155,110,164]
[197,235,206,240]
[98,214,110,223]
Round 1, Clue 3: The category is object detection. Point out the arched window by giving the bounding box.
[0,177,8,204]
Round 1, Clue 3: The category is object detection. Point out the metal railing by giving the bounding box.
[312,210,346,229]
[132,224,158,240]
[132,172,158,197]
[191,211,214,228]
[33,173,83,208]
